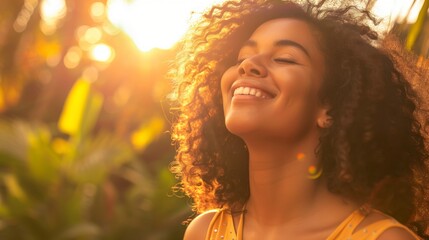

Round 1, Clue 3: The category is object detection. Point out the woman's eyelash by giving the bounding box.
[236,58,297,65]
[236,58,296,64]
[274,58,296,64]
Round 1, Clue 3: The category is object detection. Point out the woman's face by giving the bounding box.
[221,18,328,142]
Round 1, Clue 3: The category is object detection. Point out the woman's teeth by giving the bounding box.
[233,86,270,99]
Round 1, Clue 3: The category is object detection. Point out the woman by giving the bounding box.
[170,0,429,239]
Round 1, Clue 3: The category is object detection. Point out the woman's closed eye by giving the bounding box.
[236,58,297,65]
[274,58,297,64]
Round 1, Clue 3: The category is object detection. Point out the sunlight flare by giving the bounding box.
[39,0,67,35]
[106,0,226,52]
[372,0,425,30]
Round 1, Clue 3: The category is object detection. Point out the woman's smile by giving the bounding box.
[233,86,272,99]
[230,78,278,102]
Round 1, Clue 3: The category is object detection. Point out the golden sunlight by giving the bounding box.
[106,0,226,52]
[39,0,67,35]
[372,0,424,30]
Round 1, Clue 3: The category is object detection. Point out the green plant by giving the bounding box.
[0,79,189,239]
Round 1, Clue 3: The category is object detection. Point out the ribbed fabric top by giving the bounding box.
[206,207,421,240]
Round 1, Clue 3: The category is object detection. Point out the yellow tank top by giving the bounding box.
[205,207,422,240]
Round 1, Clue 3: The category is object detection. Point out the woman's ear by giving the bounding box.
[317,107,333,128]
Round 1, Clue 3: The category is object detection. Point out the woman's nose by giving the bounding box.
[238,57,267,77]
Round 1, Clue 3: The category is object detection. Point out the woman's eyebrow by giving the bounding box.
[240,39,311,59]
[274,39,310,58]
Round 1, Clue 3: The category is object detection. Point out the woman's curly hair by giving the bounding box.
[170,0,429,237]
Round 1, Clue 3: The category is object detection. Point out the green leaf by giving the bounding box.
[66,135,134,184]
[3,174,26,201]
[58,78,91,137]
[81,92,103,140]
[26,126,61,183]
[130,116,165,150]
[0,121,30,162]
[406,0,429,50]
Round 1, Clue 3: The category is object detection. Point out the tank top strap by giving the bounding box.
[236,204,246,240]
[206,206,245,240]
[326,207,367,240]
[205,209,221,240]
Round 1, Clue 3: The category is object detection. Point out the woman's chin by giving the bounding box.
[225,119,260,137]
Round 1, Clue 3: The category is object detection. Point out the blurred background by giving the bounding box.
[0,0,427,239]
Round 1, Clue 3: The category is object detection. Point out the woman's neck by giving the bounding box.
[243,134,358,231]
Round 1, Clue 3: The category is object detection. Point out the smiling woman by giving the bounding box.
[170,0,429,239]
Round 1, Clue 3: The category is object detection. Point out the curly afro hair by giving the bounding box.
[170,0,429,237]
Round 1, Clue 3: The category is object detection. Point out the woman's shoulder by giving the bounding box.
[354,208,421,240]
[183,209,220,240]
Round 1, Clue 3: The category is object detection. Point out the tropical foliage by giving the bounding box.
[0,77,189,239]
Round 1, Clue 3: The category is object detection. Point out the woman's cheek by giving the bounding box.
[279,68,313,96]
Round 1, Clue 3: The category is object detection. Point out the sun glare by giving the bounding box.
[106,0,226,52]
[39,0,67,35]
[372,0,424,30]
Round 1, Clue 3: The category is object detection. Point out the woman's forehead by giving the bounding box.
[248,18,319,48]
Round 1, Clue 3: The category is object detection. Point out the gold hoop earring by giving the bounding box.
[307,165,323,180]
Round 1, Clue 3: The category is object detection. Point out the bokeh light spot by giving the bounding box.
[40,0,67,22]
[89,43,114,63]
[39,0,67,35]
[13,0,37,33]
[64,46,82,69]
[83,27,103,45]
[90,2,106,22]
